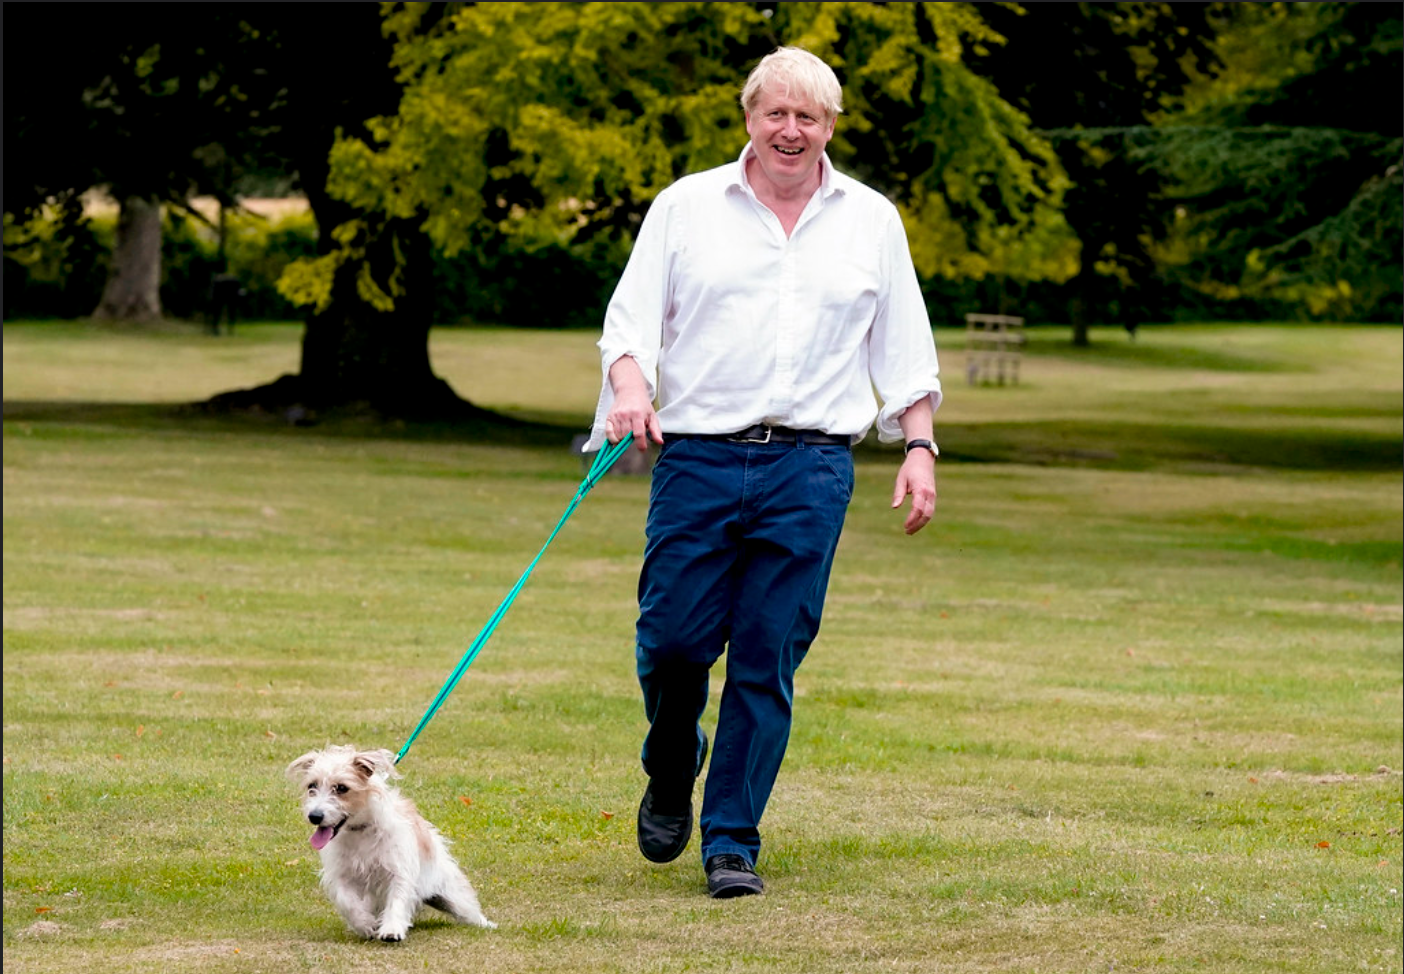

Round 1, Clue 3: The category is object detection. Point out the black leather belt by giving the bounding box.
[675,424,851,447]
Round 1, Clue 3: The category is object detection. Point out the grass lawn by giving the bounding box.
[3,319,1401,973]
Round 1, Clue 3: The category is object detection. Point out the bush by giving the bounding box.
[160,207,320,322]
[432,234,626,329]
[1,202,320,323]
[2,202,110,319]
[4,201,625,329]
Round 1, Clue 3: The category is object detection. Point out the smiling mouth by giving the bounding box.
[774,146,803,156]
[309,819,345,850]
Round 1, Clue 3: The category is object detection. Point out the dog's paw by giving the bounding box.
[376,927,407,943]
[346,920,378,939]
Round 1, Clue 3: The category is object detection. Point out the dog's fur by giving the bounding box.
[285,745,494,941]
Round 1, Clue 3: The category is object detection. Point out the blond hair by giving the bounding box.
[740,47,843,120]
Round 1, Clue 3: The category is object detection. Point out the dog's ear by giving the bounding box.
[352,749,400,781]
[285,751,319,782]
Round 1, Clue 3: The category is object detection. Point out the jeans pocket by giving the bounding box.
[810,447,855,505]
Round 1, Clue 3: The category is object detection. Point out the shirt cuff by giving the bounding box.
[876,389,943,448]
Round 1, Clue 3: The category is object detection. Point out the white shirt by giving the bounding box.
[586,144,942,452]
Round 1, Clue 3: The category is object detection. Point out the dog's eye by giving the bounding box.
[334,784,350,795]
[307,785,316,794]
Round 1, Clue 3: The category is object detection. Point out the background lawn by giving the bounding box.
[3,320,1401,973]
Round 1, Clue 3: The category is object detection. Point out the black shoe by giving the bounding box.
[637,734,708,864]
[705,854,764,898]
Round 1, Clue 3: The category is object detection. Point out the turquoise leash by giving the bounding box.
[395,433,637,764]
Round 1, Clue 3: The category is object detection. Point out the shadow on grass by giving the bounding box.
[1020,334,1301,373]
[1,399,584,449]
[5,400,1400,474]
[935,420,1402,473]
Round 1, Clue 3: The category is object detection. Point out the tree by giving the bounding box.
[770,2,1078,287]
[1142,2,1402,321]
[7,3,492,415]
[970,2,1218,343]
[207,4,481,418]
[283,2,1075,338]
[4,6,284,322]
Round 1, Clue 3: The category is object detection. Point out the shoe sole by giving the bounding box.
[708,881,763,898]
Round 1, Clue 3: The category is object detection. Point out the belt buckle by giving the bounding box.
[733,425,772,444]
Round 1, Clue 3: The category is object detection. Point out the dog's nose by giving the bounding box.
[308,810,324,825]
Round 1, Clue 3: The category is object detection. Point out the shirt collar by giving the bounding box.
[732,142,842,201]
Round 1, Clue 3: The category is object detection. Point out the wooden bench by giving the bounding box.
[965,313,1025,386]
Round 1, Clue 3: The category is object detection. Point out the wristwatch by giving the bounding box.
[904,438,937,458]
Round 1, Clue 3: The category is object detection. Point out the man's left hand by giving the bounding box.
[892,451,937,535]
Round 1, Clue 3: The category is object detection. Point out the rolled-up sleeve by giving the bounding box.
[868,207,943,447]
[585,193,674,452]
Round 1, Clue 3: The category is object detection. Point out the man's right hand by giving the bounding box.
[606,356,664,451]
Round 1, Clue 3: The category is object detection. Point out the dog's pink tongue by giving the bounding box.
[310,826,335,850]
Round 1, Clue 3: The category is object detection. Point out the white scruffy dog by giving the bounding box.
[285,745,495,941]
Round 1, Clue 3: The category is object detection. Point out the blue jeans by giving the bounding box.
[635,436,854,866]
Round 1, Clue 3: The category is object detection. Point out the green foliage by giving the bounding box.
[971,2,1221,336]
[4,7,294,220]
[283,1,1076,312]
[432,237,625,329]
[3,205,320,323]
[224,214,324,317]
[1143,124,1401,318]
[1142,2,1403,321]
[1164,1,1335,122]
[161,209,322,321]
[4,201,622,329]
[2,201,109,320]
[775,2,1077,282]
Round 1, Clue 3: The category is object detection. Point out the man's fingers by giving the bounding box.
[904,495,934,534]
[891,471,910,508]
[605,408,660,449]
[894,465,937,534]
[605,417,633,446]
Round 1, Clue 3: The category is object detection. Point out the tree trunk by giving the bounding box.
[295,219,468,417]
[201,4,480,422]
[93,195,163,321]
[1068,270,1091,347]
[204,211,479,421]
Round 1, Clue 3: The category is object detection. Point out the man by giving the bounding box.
[584,47,941,898]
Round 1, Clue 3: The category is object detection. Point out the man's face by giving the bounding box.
[744,86,835,194]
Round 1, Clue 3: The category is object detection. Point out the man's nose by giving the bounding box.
[781,114,800,137]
